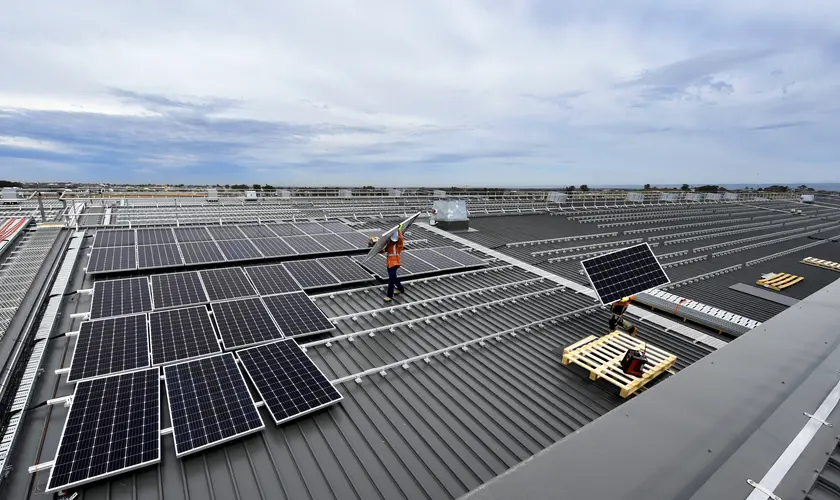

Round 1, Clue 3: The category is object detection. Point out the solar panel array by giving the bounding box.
[357,246,487,280]
[580,243,671,305]
[88,221,367,274]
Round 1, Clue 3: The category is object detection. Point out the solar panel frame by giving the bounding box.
[316,256,373,285]
[249,237,298,257]
[237,339,343,425]
[238,224,278,238]
[212,297,285,350]
[281,235,329,255]
[93,229,136,248]
[90,277,152,320]
[292,222,332,235]
[174,226,214,242]
[163,353,264,457]
[261,292,335,337]
[428,246,487,268]
[266,223,306,236]
[199,267,258,301]
[136,228,177,245]
[178,240,226,265]
[46,368,161,493]
[320,221,355,233]
[137,243,184,270]
[206,225,247,240]
[580,242,671,305]
[151,271,209,310]
[87,246,137,274]
[216,239,263,261]
[149,306,222,365]
[282,260,340,289]
[67,314,151,383]
[243,264,303,295]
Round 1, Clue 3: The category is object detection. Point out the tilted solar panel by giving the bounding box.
[90,277,151,319]
[335,231,373,249]
[320,221,355,233]
[266,223,306,236]
[244,263,303,295]
[397,253,437,274]
[316,256,374,284]
[410,248,462,271]
[67,314,150,383]
[136,228,176,245]
[316,233,358,251]
[174,226,213,242]
[238,224,278,238]
[216,239,263,261]
[281,235,328,255]
[149,306,221,365]
[212,297,285,350]
[206,225,246,240]
[261,292,335,337]
[292,222,331,235]
[178,241,226,265]
[199,267,258,301]
[429,246,487,267]
[93,229,135,248]
[250,237,297,257]
[151,271,208,310]
[282,260,340,289]
[580,243,671,305]
[87,246,136,274]
[137,243,184,270]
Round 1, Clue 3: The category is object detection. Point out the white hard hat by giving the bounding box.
[390,231,399,242]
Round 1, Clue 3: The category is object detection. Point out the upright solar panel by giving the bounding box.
[244,264,303,295]
[237,339,343,424]
[410,248,462,271]
[149,306,221,365]
[281,235,328,255]
[316,233,357,251]
[216,239,263,261]
[292,222,331,235]
[282,260,340,289]
[90,277,152,319]
[429,246,487,267]
[137,243,184,270]
[199,267,258,301]
[151,271,208,310]
[46,368,160,492]
[250,237,297,257]
[320,221,355,233]
[212,297,285,350]
[178,240,225,265]
[262,292,334,337]
[206,225,246,240]
[68,314,150,383]
[317,256,373,284]
[164,354,264,457]
[581,243,671,305]
[335,231,373,249]
[174,226,213,242]
[238,224,277,238]
[136,228,176,245]
[266,223,306,236]
[94,229,135,248]
[87,246,136,274]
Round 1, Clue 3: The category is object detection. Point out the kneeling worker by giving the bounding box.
[368,225,405,303]
[609,295,638,336]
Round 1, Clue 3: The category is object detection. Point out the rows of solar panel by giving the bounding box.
[68,314,150,383]
[164,354,264,457]
[206,225,245,240]
[356,246,488,280]
[90,277,151,319]
[261,292,334,337]
[317,256,373,284]
[238,224,277,238]
[137,243,183,270]
[46,368,160,492]
[282,235,328,254]
[243,264,303,295]
[581,243,670,305]
[87,246,136,274]
[237,339,343,424]
[250,237,297,257]
[212,297,285,349]
[93,229,135,248]
[200,267,258,301]
[149,306,221,365]
[216,239,263,261]
[179,240,225,265]
[173,226,213,242]
[151,271,208,310]
[282,260,339,289]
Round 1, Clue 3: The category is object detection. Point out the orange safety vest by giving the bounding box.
[382,232,404,268]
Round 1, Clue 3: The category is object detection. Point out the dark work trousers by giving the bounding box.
[387,265,405,298]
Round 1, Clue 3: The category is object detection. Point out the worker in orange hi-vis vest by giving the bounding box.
[609,296,638,336]
[368,225,406,303]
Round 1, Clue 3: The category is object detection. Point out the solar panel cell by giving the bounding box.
[68,314,150,382]
[281,235,328,255]
[164,354,264,457]
[206,225,246,240]
[216,239,263,261]
[149,306,221,365]
[250,237,297,257]
[243,264,303,295]
[137,243,184,270]
[87,246,136,274]
[151,271,208,310]
[90,277,152,319]
[237,339,342,424]
[178,241,226,265]
[316,256,373,284]
[262,292,334,337]
[94,229,136,248]
[174,226,213,242]
[212,297,285,349]
[199,267,258,301]
[136,228,176,245]
[282,260,340,289]
[581,243,671,305]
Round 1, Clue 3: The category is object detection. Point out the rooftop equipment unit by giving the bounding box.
[206,188,219,203]
[339,189,353,198]
[431,199,469,231]
[547,192,568,203]
[1,187,21,204]
[244,190,258,201]
[801,194,815,203]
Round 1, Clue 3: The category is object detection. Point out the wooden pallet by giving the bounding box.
[801,257,840,273]
[756,273,804,291]
[561,331,677,398]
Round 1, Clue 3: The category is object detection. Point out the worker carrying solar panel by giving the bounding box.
[368,224,406,303]
[609,296,638,336]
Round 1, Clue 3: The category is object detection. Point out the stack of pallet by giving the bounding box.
[801,257,840,273]
[755,273,804,292]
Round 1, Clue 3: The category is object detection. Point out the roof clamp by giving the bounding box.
[354,377,363,384]
[746,479,782,500]
[443,351,451,357]
[325,341,333,348]
[348,336,355,342]
[379,370,387,377]
[804,412,833,427]
[369,332,376,337]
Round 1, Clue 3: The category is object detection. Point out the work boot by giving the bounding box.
[384,296,392,303]
[395,288,405,295]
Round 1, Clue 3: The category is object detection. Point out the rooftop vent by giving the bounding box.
[1,187,21,204]
[244,190,258,201]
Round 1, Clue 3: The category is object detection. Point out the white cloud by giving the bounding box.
[0,135,73,153]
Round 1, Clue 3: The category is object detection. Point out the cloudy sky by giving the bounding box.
[1,1,838,186]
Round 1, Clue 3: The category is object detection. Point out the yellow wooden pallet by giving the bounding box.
[756,273,804,291]
[801,257,840,273]
[561,331,677,398]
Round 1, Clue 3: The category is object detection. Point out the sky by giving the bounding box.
[1,1,839,187]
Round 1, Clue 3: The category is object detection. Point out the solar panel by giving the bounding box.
[320,221,355,233]
[163,354,264,457]
[46,368,160,492]
[250,237,298,257]
[68,314,150,383]
[237,339,343,424]
[261,292,334,337]
[397,252,438,274]
[136,228,176,245]
[282,260,340,289]
[316,233,357,252]
[94,229,135,248]
[410,248,462,271]
[87,246,136,274]
[336,231,374,249]
[281,235,328,255]
[151,271,208,310]
[580,243,671,305]
[292,222,331,235]
[90,277,152,319]
[174,226,213,242]
[216,239,263,261]
[243,264,303,295]
[206,225,246,240]
[266,223,305,236]
[199,267,258,301]
[149,306,221,365]
[316,256,373,284]
[137,243,184,270]
[212,297,285,349]
[178,240,226,265]
[238,224,277,238]
[429,246,487,267]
